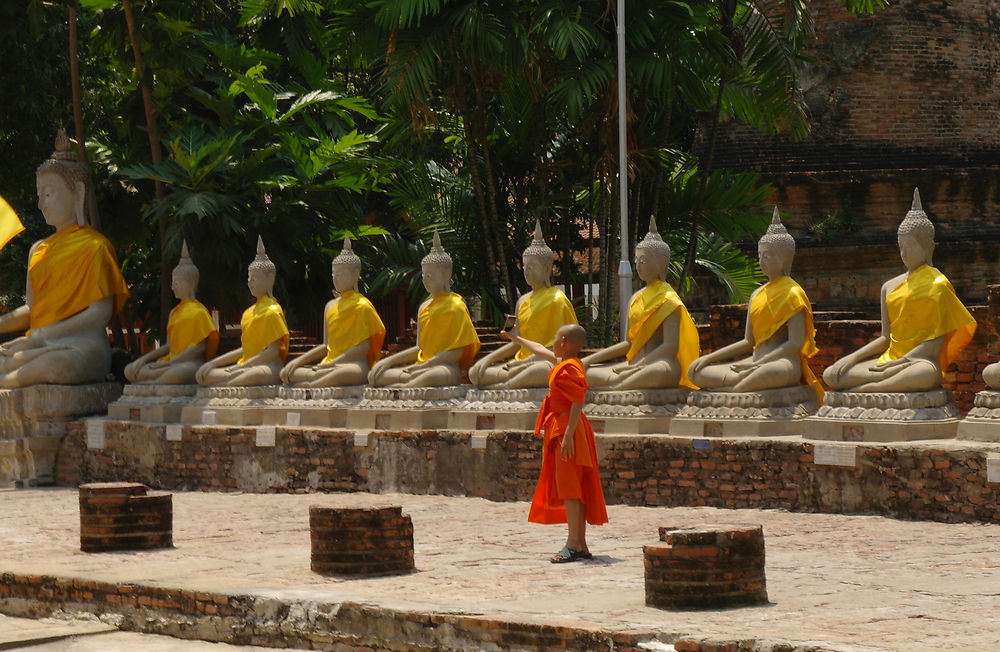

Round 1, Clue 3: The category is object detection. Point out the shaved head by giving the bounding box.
[557,324,586,355]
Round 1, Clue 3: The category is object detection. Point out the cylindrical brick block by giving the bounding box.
[310,505,414,576]
[79,482,172,553]
[644,525,767,609]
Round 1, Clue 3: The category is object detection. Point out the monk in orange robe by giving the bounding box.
[502,323,608,563]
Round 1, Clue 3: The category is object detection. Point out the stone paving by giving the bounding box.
[1,487,1000,650]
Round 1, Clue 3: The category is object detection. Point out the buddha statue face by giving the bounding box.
[332,263,360,294]
[36,172,82,230]
[248,267,275,299]
[635,250,668,284]
[171,267,198,301]
[757,241,793,279]
[421,261,451,296]
[522,255,551,290]
[898,233,930,272]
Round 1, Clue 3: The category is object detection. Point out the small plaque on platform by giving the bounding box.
[256,426,276,448]
[86,420,105,450]
[987,456,1000,484]
[286,411,301,427]
[471,433,489,450]
[354,432,369,447]
[692,439,710,450]
[814,443,857,467]
[201,410,217,425]
[165,425,183,442]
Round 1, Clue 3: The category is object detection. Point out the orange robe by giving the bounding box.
[528,358,608,526]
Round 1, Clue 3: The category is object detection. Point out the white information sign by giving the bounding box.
[813,443,857,468]
[987,456,1000,484]
[354,432,369,448]
[256,426,276,447]
[86,420,105,450]
[471,433,489,450]
[201,410,217,425]
[285,412,301,427]
[165,425,183,442]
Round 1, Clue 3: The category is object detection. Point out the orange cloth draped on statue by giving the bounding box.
[237,295,289,364]
[528,358,608,526]
[28,224,129,334]
[164,299,219,361]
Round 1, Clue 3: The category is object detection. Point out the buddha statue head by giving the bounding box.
[421,229,452,295]
[634,216,671,283]
[171,240,199,301]
[522,220,554,290]
[331,234,362,294]
[247,235,276,298]
[36,128,87,229]
[897,188,934,270]
[757,207,795,277]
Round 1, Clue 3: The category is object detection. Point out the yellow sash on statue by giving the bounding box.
[322,290,386,366]
[749,275,822,399]
[515,286,577,360]
[28,224,129,333]
[416,292,481,368]
[626,280,700,389]
[237,295,289,364]
[164,299,218,361]
[878,264,975,372]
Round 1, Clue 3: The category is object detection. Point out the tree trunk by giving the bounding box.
[68,6,101,231]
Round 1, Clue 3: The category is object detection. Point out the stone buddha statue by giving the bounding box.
[195,236,289,387]
[280,235,386,387]
[124,241,219,385]
[582,218,699,390]
[0,129,129,388]
[823,189,975,393]
[687,208,822,397]
[367,231,480,387]
[468,221,577,389]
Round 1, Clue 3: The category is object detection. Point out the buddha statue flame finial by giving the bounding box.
[634,216,671,260]
[248,234,276,276]
[421,229,452,267]
[173,239,199,287]
[332,234,362,270]
[522,219,555,263]
[37,127,88,195]
[898,187,934,241]
[758,206,796,258]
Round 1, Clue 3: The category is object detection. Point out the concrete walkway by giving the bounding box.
[1,488,999,651]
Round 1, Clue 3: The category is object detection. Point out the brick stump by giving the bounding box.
[310,505,414,576]
[79,482,173,552]
[644,525,767,609]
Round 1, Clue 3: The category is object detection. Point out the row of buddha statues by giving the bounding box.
[1,130,991,409]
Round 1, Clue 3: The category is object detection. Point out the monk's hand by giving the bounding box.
[560,432,575,460]
[498,330,512,342]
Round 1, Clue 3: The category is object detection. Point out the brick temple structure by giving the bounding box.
[701,0,1000,312]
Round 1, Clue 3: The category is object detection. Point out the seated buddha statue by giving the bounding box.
[823,189,975,393]
[582,218,699,390]
[0,129,129,388]
[468,221,577,389]
[368,230,480,387]
[124,241,219,384]
[280,235,385,387]
[687,208,822,397]
[195,236,289,387]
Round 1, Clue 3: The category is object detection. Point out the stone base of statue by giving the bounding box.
[347,386,467,430]
[805,389,960,441]
[448,388,549,430]
[0,383,121,487]
[584,388,690,435]
[259,385,365,428]
[107,384,198,423]
[956,391,1000,441]
[179,385,280,426]
[670,385,820,437]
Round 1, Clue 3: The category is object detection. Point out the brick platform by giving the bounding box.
[309,505,414,576]
[644,525,767,610]
[78,482,172,553]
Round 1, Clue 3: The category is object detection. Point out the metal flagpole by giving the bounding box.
[616,0,631,340]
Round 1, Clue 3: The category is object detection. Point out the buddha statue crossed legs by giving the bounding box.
[280,235,385,387]
[582,218,699,391]
[368,231,480,387]
[823,189,975,393]
[687,208,822,397]
[469,221,577,389]
[0,129,129,388]
[124,241,219,385]
[195,236,289,387]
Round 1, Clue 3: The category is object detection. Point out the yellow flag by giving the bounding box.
[0,194,25,251]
